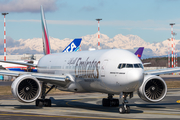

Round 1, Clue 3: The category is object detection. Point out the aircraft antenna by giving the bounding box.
[2,13,9,61]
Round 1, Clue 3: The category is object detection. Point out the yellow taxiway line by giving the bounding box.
[0,113,141,120]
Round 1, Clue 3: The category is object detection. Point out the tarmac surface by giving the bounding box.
[0,88,180,120]
[160,75,180,81]
[0,81,12,86]
[0,75,180,119]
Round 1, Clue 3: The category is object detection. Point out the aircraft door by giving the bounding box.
[101,59,108,77]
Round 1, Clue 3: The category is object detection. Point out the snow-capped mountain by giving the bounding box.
[1,33,180,59]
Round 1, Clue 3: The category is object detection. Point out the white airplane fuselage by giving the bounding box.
[37,49,144,94]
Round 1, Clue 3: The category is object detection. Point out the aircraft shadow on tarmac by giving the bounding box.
[49,97,180,113]
[0,97,179,114]
[130,103,178,108]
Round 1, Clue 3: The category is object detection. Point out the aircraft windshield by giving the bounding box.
[118,63,143,69]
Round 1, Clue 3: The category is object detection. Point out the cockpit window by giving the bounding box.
[118,63,143,69]
[118,64,126,69]
[134,64,139,68]
[118,64,122,69]
[138,64,144,69]
[126,64,133,68]
[134,63,144,69]
[117,64,126,69]
[121,64,126,68]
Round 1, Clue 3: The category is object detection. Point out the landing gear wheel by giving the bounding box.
[102,98,110,106]
[126,105,130,113]
[36,99,44,107]
[119,92,132,114]
[102,94,119,107]
[44,99,51,107]
[111,99,119,107]
[36,83,55,107]
[119,106,126,114]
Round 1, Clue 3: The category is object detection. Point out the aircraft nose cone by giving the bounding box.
[127,69,144,86]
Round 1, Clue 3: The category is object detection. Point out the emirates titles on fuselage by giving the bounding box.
[37,49,144,94]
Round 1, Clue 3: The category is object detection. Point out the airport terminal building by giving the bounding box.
[0,54,44,61]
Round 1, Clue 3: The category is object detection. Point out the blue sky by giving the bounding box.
[0,0,180,43]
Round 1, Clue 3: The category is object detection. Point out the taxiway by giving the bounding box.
[0,88,180,120]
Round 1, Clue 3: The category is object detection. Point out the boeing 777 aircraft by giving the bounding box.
[0,6,180,114]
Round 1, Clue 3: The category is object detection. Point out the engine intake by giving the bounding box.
[138,75,167,102]
[11,75,41,103]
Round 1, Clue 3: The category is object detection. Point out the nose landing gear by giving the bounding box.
[119,92,133,114]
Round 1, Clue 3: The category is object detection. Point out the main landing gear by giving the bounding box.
[36,83,55,107]
[102,94,119,107]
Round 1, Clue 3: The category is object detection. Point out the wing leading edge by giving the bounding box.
[0,70,71,87]
[144,67,180,75]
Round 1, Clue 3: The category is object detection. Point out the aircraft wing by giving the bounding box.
[143,62,151,65]
[0,60,36,67]
[0,70,71,86]
[144,67,180,75]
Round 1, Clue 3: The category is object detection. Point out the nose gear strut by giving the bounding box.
[119,92,133,114]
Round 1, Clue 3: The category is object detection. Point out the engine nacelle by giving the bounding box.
[138,75,167,102]
[11,75,41,103]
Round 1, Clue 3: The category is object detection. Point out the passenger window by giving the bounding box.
[126,64,133,68]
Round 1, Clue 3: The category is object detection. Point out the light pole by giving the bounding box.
[2,13,9,61]
[167,38,171,68]
[96,19,102,50]
[173,32,177,67]
[170,23,175,68]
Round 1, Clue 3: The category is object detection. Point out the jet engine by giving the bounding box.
[11,75,41,103]
[138,75,167,102]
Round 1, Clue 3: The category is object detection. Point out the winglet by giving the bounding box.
[135,47,144,59]
[41,5,51,55]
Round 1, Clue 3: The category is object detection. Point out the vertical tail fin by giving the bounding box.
[41,5,51,55]
[135,47,144,59]
[62,38,82,52]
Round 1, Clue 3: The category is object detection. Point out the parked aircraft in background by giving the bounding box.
[0,29,82,72]
[134,47,144,59]
[0,6,180,114]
